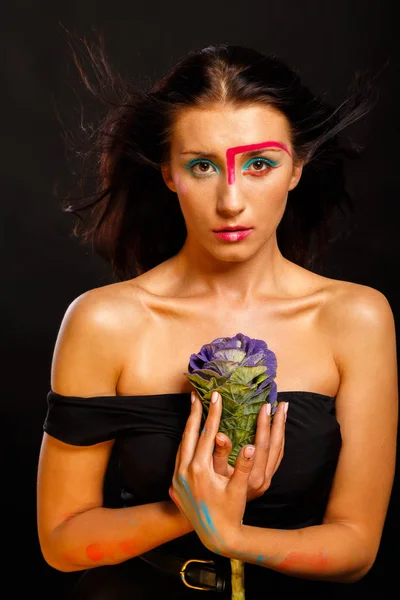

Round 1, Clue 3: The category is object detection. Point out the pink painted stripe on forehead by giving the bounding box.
[226,141,292,184]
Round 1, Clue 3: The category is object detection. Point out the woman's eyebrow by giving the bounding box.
[226,141,291,184]
[180,151,218,158]
[180,148,283,158]
[240,148,282,158]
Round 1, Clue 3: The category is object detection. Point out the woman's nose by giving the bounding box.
[216,181,246,216]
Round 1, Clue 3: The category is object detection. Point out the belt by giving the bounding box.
[139,548,229,592]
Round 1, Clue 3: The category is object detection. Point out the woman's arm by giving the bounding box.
[228,285,398,582]
[171,284,398,584]
[37,290,193,573]
[38,436,193,572]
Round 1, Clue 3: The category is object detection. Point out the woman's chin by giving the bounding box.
[207,246,259,264]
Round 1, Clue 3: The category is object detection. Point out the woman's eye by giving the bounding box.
[252,160,267,170]
[194,161,213,173]
[185,159,219,177]
[243,157,279,174]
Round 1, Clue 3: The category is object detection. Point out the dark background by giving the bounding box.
[1,1,398,597]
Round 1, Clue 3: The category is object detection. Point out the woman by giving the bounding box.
[37,43,398,598]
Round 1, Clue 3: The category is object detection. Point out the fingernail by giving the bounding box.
[266,403,271,416]
[243,445,255,459]
[284,402,289,421]
[211,391,219,404]
[191,392,196,404]
[216,433,225,445]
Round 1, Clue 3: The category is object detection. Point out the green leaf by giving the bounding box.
[207,373,229,387]
[192,375,277,465]
[205,360,239,377]
[229,365,267,385]
[253,373,268,386]
[185,372,214,391]
[217,383,255,405]
[187,369,228,383]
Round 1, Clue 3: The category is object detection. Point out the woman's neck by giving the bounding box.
[173,238,292,304]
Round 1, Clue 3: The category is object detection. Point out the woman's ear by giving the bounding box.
[161,164,177,192]
[288,162,304,191]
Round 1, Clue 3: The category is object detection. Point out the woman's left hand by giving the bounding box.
[169,390,255,555]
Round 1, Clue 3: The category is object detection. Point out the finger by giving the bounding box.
[227,444,256,495]
[193,391,222,464]
[213,432,233,476]
[173,441,182,479]
[273,405,286,473]
[250,402,272,483]
[275,434,285,472]
[169,485,178,505]
[264,401,287,478]
[175,392,203,472]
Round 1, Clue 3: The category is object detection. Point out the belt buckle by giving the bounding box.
[180,558,216,591]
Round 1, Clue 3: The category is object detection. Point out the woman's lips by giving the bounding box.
[213,228,254,242]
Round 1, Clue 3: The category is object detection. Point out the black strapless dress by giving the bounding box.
[43,390,344,598]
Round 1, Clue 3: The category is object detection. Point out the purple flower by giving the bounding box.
[184,333,278,465]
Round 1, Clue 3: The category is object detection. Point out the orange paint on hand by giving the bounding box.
[279,549,328,573]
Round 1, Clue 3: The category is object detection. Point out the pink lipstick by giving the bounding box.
[213,228,253,242]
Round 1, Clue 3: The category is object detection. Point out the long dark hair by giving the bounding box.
[59,37,374,280]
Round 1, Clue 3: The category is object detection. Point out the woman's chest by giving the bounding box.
[116,298,340,397]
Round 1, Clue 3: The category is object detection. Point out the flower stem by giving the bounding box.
[230,558,245,599]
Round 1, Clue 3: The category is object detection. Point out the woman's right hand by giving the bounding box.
[212,400,287,502]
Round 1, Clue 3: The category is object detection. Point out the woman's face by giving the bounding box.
[162,103,303,263]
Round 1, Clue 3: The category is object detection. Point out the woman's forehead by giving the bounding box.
[171,104,291,152]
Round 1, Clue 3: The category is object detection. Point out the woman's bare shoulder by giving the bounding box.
[292,265,395,344]
[66,278,153,322]
[318,276,394,326]
[51,280,153,397]
[61,258,180,345]
[315,276,396,373]
[290,262,390,307]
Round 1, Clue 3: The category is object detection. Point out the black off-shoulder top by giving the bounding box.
[43,390,341,564]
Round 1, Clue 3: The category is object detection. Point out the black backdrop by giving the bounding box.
[2,1,399,597]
